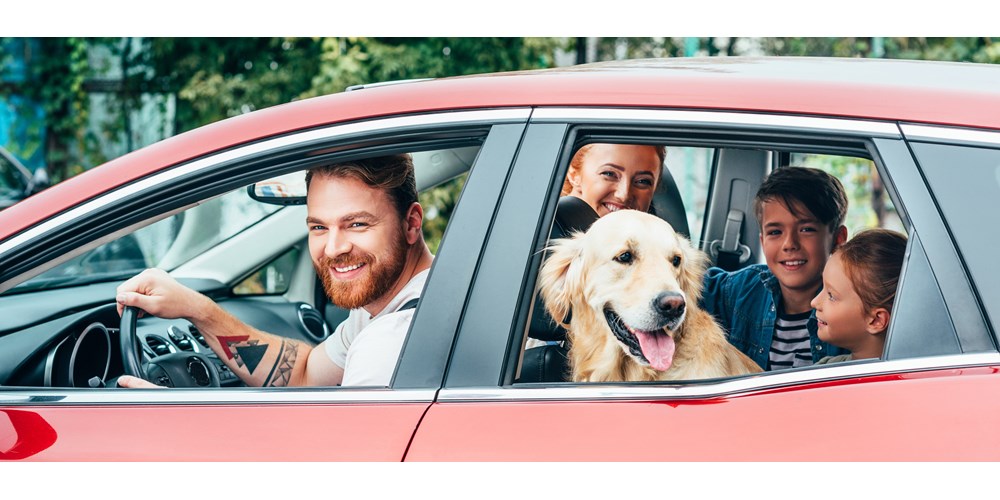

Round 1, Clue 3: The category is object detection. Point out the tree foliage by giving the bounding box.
[129,38,325,132]
[2,37,107,181]
[303,37,561,98]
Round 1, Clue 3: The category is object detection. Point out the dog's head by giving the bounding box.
[538,209,707,372]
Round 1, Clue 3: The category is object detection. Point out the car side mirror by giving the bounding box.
[27,167,49,195]
[246,172,306,205]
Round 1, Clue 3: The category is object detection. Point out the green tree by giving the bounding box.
[2,38,107,182]
[130,38,325,133]
[303,37,560,98]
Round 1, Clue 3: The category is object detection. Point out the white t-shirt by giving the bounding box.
[322,269,429,387]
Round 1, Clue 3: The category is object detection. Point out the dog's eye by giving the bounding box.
[614,251,633,264]
[671,255,682,267]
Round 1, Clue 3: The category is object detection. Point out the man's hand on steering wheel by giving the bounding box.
[115,268,213,321]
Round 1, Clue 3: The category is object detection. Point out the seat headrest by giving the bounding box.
[528,196,599,342]
[552,195,599,240]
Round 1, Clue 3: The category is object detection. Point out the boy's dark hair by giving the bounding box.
[305,153,417,219]
[753,166,848,232]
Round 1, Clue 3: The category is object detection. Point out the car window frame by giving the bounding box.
[442,107,998,400]
[0,109,531,407]
[897,125,1000,351]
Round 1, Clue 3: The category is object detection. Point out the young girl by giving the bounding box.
[810,228,908,364]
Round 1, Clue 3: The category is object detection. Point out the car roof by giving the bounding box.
[4,56,1000,242]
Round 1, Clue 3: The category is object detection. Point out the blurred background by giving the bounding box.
[2,37,997,246]
[4,37,999,183]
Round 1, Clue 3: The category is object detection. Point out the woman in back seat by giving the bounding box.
[561,143,665,216]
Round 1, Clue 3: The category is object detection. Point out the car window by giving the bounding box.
[909,141,1000,341]
[0,152,26,199]
[789,153,904,236]
[516,135,916,384]
[10,190,281,293]
[665,146,713,245]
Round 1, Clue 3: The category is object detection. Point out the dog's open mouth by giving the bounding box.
[604,308,676,372]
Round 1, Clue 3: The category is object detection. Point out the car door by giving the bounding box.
[0,109,529,461]
[406,108,1000,461]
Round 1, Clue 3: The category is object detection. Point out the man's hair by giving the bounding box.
[305,153,417,219]
[836,228,907,315]
[753,166,848,232]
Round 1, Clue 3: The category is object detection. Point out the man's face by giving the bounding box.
[758,198,839,299]
[306,174,409,311]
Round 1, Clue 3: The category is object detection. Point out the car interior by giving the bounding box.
[515,137,907,384]
[0,144,481,389]
[0,130,920,391]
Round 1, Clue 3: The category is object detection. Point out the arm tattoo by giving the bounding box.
[263,339,300,387]
[217,335,268,374]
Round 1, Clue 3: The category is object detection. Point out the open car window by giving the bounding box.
[514,131,921,386]
[9,190,283,293]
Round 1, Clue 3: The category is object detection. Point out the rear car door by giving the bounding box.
[406,108,1000,461]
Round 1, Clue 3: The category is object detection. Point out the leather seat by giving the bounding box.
[517,196,598,383]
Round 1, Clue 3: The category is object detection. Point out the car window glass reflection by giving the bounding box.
[12,189,281,292]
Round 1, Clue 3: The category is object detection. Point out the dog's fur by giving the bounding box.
[539,210,761,382]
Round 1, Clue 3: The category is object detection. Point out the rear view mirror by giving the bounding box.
[247,172,307,205]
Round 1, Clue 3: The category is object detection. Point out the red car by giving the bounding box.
[2,57,999,461]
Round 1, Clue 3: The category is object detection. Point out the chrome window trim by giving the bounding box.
[439,352,1000,402]
[531,107,901,138]
[0,387,437,406]
[0,108,531,257]
[900,124,1000,147]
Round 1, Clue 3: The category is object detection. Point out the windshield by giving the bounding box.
[9,188,281,293]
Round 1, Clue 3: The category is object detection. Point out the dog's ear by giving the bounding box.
[538,236,585,328]
[679,235,709,303]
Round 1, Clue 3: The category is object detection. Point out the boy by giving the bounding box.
[700,167,849,371]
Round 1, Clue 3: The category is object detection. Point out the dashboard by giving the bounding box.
[0,278,332,388]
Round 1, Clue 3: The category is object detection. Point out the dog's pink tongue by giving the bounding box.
[635,330,676,371]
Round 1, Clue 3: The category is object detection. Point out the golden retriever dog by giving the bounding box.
[538,209,761,382]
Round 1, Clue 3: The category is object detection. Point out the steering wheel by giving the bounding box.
[119,305,220,388]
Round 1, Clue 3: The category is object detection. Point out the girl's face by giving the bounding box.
[810,253,880,352]
[567,144,661,217]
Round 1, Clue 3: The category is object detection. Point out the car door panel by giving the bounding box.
[0,114,531,461]
[414,111,1000,461]
[410,366,1000,461]
[3,399,430,461]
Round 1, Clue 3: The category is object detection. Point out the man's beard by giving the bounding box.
[315,233,408,311]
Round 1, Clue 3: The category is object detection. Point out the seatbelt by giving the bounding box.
[710,209,751,271]
[397,298,419,312]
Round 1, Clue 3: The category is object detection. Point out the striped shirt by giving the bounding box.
[769,310,812,370]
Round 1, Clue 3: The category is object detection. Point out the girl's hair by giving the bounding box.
[836,228,908,314]
[560,143,666,197]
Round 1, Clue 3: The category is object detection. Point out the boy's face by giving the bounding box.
[759,198,843,300]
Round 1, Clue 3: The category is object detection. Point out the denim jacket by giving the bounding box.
[699,264,847,370]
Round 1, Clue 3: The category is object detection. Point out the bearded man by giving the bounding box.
[115,154,433,388]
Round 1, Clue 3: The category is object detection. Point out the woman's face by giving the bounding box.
[567,144,661,217]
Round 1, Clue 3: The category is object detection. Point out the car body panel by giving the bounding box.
[2,401,429,461]
[409,365,1000,461]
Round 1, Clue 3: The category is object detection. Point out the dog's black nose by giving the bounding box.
[653,292,686,318]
